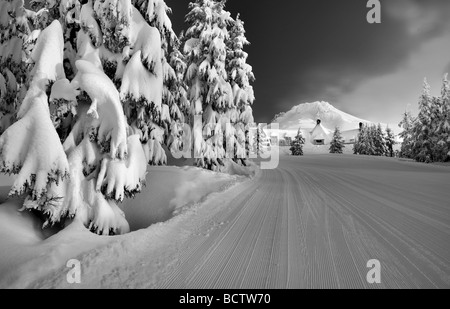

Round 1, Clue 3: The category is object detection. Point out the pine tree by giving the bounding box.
[0,0,41,134]
[411,79,434,163]
[290,128,305,156]
[353,125,364,155]
[398,110,415,159]
[384,127,396,157]
[432,74,450,161]
[329,127,345,154]
[368,125,377,155]
[0,0,176,235]
[226,14,255,165]
[358,124,374,155]
[374,123,386,156]
[183,0,234,170]
[165,41,191,155]
[132,0,188,160]
[253,123,266,155]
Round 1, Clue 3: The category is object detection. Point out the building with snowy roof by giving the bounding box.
[310,120,332,145]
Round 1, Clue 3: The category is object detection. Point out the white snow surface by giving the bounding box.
[1,155,449,288]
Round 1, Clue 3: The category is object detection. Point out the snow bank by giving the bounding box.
[221,159,259,178]
[0,164,250,287]
[120,165,244,231]
[0,198,111,288]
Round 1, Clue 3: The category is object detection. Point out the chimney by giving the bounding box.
[317,119,321,125]
[359,122,363,130]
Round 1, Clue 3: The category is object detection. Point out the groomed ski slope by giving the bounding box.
[30,154,450,289]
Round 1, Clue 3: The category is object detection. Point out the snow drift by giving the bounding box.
[0,163,252,288]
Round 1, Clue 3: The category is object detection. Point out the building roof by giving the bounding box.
[310,123,332,140]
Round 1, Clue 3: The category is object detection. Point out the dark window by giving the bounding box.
[315,139,324,145]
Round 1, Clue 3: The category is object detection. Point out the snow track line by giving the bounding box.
[326,170,450,280]
[330,172,450,264]
[313,172,441,288]
[159,181,260,288]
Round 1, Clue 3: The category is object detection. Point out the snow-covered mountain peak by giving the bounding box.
[272,101,372,132]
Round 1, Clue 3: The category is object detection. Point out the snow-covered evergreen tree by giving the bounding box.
[0,0,42,134]
[132,0,190,159]
[290,128,305,156]
[329,127,345,154]
[354,124,379,156]
[164,41,191,155]
[353,126,363,155]
[253,123,266,155]
[367,125,377,156]
[355,124,373,156]
[384,127,396,157]
[398,110,415,159]
[0,0,176,235]
[432,74,450,162]
[183,0,234,170]
[411,79,434,163]
[374,123,386,156]
[226,14,255,165]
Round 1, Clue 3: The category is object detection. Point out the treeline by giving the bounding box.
[398,76,450,163]
[353,124,396,157]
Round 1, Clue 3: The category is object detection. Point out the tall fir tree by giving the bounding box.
[290,128,305,156]
[411,79,434,163]
[432,74,450,161]
[226,14,255,165]
[164,41,191,155]
[183,0,234,170]
[0,0,177,235]
[354,124,379,156]
[384,127,396,157]
[374,123,386,156]
[353,125,365,155]
[329,127,345,154]
[253,123,266,155]
[398,110,415,159]
[0,0,41,134]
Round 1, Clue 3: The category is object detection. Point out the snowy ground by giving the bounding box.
[1,154,449,288]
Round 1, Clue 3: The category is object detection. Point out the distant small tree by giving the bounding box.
[384,127,396,157]
[253,123,266,155]
[290,128,305,156]
[329,127,345,154]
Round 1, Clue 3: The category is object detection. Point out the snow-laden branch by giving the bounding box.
[72,59,128,159]
[0,20,69,200]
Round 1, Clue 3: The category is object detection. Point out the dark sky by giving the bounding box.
[165,0,450,124]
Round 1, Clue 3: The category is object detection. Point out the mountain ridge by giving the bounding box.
[271,101,400,133]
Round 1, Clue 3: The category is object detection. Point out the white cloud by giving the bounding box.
[335,33,450,125]
[385,0,450,37]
